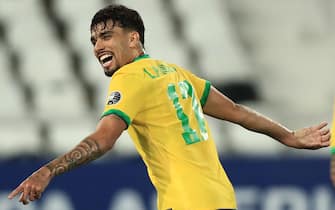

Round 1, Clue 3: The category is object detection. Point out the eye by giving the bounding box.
[90,38,97,46]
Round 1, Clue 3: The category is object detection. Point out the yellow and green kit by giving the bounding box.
[102,54,237,210]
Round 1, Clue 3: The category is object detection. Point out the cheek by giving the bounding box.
[114,45,127,57]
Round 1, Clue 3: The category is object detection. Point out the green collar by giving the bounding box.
[133,54,150,62]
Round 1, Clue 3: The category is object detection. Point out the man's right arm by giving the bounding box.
[45,114,126,177]
[8,114,126,205]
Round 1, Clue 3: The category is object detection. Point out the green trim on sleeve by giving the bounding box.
[331,147,335,155]
[101,109,131,127]
[200,80,211,106]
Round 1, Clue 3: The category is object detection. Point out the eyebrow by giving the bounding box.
[90,31,113,44]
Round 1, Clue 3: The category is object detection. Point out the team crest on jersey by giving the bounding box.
[107,91,122,105]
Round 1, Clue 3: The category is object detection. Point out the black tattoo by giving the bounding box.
[46,138,102,177]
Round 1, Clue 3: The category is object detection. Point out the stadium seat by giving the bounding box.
[92,77,111,115]
[205,116,232,155]
[0,120,41,158]
[48,118,139,157]
[53,0,104,53]
[0,45,11,82]
[48,119,96,155]
[116,0,190,68]
[0,79,26,120]
[226,0,335,135]
[54,0,104,23]
[0,0,58,51]
[80,49,107,84]
[0,0,334,159]
[49,118,138,156]
[20,45,73,85]
[32,80,90,121]
[173,0,251,82]
[113,132,138,157]
[0,0,43,21]
[225,101,285,156]
[19,44,91,120]
[0,47,27,119]
[227,123,284,156]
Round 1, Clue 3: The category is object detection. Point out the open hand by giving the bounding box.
[292,122,331,149]
[8,167,52,205]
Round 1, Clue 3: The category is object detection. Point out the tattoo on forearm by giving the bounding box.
[46,138,103,177]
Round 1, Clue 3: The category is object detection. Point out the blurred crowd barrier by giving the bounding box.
[1,156,334,210]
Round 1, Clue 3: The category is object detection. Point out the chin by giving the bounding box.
[104,67,119,77]
[104,70,114,77]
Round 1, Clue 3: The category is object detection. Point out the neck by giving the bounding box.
[130,48,146,61]
[134,48,146,58]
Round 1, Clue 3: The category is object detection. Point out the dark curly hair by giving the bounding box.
[90,4,145,46]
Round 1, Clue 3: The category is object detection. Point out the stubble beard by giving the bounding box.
[104,66,120,77]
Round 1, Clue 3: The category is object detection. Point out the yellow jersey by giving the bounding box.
[102,54,237,210]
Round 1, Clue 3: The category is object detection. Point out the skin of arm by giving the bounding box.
[203,86,331,149]
[8,114,126,205]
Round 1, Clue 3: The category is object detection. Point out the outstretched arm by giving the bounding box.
[203,86,331,149]
[8,114,126,205]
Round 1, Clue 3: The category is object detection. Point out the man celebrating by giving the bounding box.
[8,4,330,210]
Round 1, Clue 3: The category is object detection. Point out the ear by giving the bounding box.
[128,31,140,48]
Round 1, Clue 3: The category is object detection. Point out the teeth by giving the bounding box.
[100,54,112,62]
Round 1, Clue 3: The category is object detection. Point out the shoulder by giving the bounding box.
[113,63,146,80]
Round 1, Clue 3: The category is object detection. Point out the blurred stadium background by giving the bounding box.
[0,0,334,210]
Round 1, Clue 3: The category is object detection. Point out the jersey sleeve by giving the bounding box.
[101,74,145,128]
[331,101,335,154]
[182,69,211,107]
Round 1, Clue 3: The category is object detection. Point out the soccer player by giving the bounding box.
[330,101,335,186]
[8,4,331,210]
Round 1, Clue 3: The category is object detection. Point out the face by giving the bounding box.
[90,20,136,77]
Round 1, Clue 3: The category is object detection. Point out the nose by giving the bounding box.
[94,38,105,54]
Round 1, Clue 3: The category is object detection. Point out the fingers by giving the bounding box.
[29,192,39,202]
[8,186,23,200]
[313,122,331,147]
[8,168,50,205]
[8,184,30,205]
[321,132,331,142]
[314,132,330,148]
[29,186,42,202]
[320,127,330,136]
[314,121,328,130]
[321,139,330,147]
[8,183,43,205]
[19,184,31,205]
[320,139,330,147]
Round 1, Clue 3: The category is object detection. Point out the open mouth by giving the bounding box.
[100,54,113,64]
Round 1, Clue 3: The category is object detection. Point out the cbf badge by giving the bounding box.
[107,91,122,105]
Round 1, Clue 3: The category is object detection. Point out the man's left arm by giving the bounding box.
[203,85,331,149]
